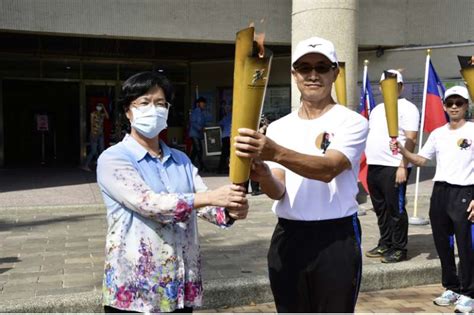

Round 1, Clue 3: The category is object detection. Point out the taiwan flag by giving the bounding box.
[424,60,447,132]
[359,73,376,119]
[358,69,376,193]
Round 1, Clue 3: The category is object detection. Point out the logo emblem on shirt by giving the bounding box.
[315,132,333,154]
[457,138,472,150]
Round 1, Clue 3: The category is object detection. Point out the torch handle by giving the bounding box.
[390,137,398,155]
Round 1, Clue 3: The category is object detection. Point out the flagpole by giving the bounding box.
[358,59,370,217]
[409,49,430,226]
[363,60,369,114]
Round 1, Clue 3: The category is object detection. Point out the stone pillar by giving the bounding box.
[291,0,359,111]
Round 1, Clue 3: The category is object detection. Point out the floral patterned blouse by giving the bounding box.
[97,135,232,312]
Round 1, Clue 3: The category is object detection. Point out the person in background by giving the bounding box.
[391,86,474,313]
[234,36,368,312]
[97,71,248,313]
[364,69,419,263]
[82,102,109,171]
[217,101,231,174]
[189,97,208,172]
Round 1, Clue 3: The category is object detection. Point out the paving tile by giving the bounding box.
[200,284,448,313]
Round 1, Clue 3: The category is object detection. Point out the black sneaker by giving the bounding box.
[381,249,407,263]
[365,245,390,258]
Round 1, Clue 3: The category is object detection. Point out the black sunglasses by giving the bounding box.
[293,63,337,74]
[445,100,467,108]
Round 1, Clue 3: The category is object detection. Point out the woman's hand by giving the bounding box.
[207,184,248,209]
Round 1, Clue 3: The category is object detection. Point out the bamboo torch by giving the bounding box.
[380,71,399,155]
[334,61,347,105]
[458,55,474,101]
[229,27,273,184]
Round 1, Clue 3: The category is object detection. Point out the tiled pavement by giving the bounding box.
[0,167,443,311]
[200,284,451,313]
[0,194,439,303]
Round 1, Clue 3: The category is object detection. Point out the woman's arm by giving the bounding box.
[97,153,247,225]
[192,167,249,227]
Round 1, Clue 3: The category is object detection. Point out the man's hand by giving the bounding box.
[249,159,272,183]
[395,167,408,185]
[390,140,405,155]
[226,203,249,220]
[234,128,279,161]
[467,200,474,222]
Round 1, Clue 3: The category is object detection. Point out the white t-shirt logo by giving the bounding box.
[457,138,472,150]
[315,131,333,154]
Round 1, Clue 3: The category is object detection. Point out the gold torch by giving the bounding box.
[334,61,347,106]
[458,55,474,101]
[229,27,273,184]
[380,71,399,155]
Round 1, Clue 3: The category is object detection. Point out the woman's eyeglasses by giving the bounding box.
[293,63,337,74]
[133,101,172,109]
[445,100,467,108]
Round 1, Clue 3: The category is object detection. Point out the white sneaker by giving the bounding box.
[433,290,460,306]
[454,295,474,313]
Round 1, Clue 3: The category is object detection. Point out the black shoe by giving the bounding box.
[381,249,407,263]
[365,245,390,258]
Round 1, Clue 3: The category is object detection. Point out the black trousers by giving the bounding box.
[430,181,474,298]
[367,165,411,251]
[190,137,204,170]
[217,136,230,173]
[268,214,362,313]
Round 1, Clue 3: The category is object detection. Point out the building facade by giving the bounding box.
[0,0,472,167]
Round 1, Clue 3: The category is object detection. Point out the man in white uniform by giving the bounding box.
[234,37,368,312]
[365,70,420,263]
[392,86,474,313]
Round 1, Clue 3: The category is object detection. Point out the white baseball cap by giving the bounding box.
[444,86,469,101]
[380,69,403,83]
[292,37,338,66]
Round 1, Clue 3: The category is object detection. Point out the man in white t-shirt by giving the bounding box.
[234,37,368,312]
[365,70,420,263]
[392,85,474,313]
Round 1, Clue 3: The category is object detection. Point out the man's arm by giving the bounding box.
[235,129,351,183]
[395,130,417,184]
[391,141,429,167]
[103,107,110,120]
[275,148,350,182]
[399,130,417,167]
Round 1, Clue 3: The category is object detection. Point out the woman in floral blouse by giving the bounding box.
[97,71,249,313]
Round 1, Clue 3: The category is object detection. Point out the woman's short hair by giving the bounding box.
[118,71,174,113]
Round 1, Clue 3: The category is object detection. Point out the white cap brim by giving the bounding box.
[444,86,469,101]
[292,36,338,66]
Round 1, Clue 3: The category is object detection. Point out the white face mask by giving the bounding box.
[130,104,168,139]
[96,106,102,111]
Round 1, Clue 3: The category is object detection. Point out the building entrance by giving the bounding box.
[3,80,80,166]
